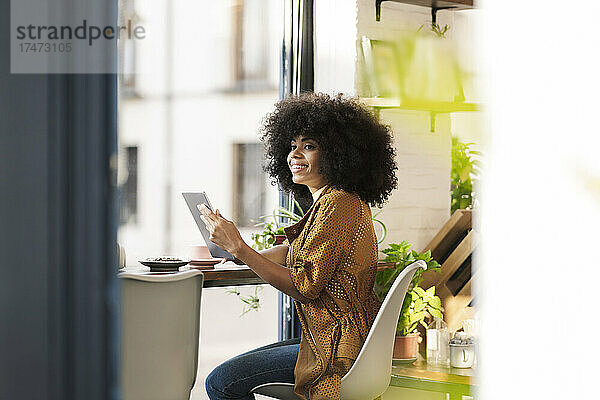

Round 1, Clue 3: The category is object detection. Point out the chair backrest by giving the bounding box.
[340,260,426,400]
[119,269,204,400]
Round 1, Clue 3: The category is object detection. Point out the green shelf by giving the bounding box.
[360,98,480,132]
[360,97,479,113]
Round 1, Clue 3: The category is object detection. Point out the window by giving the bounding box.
[232,143,267,226]
[231,0,276,92]
[118,0,138,96]
[119,146,138,225]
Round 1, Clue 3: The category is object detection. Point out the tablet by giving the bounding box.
[182,192,235,260]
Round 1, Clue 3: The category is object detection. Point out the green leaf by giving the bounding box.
[413,298,425,312]
[384,269,400,288]
[425,286,436,297]
[429,307,443,319]
[408,311,425,324]
[413,286,426,297]
[405,322,419,335]
[429,296,441,309]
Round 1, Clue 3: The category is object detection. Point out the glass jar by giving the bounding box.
[426,317,450,366]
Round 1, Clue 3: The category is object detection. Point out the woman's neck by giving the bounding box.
[307,182,327,194]
[310,185,328,201]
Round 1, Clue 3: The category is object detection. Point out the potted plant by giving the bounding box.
[374,241,442,360]
[251,221,287,251]
[394,285,442,359]
[251,198,304,251]
[252,197,389,250]
[451,137,481,214]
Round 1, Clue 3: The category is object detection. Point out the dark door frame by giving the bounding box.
[0,0,119,398]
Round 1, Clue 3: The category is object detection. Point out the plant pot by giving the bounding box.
[274,235,286,245]
[393,333,420,360]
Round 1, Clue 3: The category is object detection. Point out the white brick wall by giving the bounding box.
[377,109,451,251]
[316,0,457,252]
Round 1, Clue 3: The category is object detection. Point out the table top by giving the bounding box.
[390,357,475,399]
[199,261,396,288]
[122,261,396,288]
[392,359,474,386]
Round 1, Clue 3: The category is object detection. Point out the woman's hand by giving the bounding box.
[199,204,310,303]
[198,204,245,256]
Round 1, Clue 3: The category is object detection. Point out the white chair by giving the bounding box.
[251,260,427,400]
[119,269,204,400]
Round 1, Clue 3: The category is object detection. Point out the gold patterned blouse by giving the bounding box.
[284,186,381,400]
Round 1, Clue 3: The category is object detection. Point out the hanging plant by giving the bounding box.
[226,287,263,317]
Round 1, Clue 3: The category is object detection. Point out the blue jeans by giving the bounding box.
[205,338,300,400]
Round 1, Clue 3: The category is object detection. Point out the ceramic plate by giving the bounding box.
[142,271,178,275]
[139,258,190,271]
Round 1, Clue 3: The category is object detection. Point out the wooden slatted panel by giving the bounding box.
[420,209,476,331]
[426,210,472,265]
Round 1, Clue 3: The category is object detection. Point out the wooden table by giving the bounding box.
[390,359,475,399]
[200,263,266,288]
[121,261,394,288]
[199,261,396,288]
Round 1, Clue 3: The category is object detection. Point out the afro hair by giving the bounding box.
[261,93,398,208]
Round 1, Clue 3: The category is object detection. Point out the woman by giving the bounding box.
[201,93,397,400]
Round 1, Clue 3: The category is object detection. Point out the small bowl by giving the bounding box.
[139,257,190,272]
[189,258,224,269]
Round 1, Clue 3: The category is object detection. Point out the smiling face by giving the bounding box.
[287,136,327,193]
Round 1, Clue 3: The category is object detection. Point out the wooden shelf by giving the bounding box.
[384,0,474,10]
[376,0,475,22]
